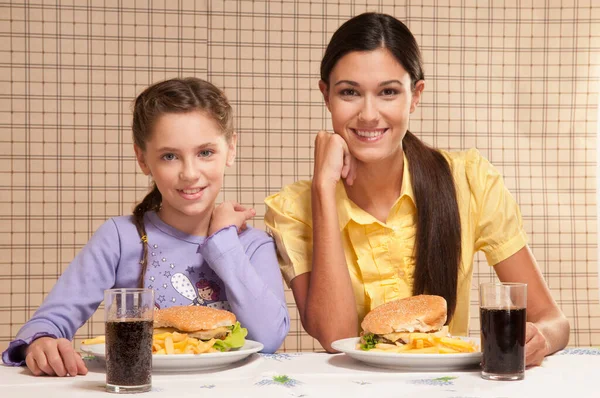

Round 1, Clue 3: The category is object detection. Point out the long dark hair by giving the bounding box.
[320,13,462,322]
[131,77,234,287]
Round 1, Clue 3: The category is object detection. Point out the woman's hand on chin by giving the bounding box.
[313,130,357,190]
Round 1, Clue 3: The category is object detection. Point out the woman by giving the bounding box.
[264,12,569,366]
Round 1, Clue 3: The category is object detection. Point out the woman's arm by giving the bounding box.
[290,182,358,352]
[493,245,570,365]
[289,131,359,352]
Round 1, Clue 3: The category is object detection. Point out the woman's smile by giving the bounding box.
[350,128,389,142]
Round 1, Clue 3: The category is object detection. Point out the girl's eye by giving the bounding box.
[340,88,358,96]
[162,153,177,161]
[199,149,214,158]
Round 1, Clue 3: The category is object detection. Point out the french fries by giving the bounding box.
[81,336,105,345]
[81,331,219,355]
[152,331,219,355]
[357,334,478,354]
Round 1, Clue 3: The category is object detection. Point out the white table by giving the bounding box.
[1,348,598,397]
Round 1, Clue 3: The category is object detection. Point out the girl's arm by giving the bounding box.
[494,245,570,365]
[199,226,290,353]
[2,219,123,366]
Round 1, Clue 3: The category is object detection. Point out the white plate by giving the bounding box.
[80,340,263,372]
[331,337,481,371]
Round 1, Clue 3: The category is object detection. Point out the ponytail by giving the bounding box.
[403,131,462,322]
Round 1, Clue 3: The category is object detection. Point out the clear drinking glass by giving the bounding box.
[104,288,154,393]
[479,282,527,381]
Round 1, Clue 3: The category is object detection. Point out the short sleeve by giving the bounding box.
[264,181,313,286]
[467,149,528,266]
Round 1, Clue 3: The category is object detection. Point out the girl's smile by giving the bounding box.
[177,186,206,200]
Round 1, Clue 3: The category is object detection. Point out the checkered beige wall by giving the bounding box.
[1,0,599,354]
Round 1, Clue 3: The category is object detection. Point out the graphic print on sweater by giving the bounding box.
[171,272,231,311]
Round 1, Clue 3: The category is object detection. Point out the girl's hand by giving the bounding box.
[313,130,357,189]
[525,322,550,367]
[25,337,88,376]
[208,201,256,236]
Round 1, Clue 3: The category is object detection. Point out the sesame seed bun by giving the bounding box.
[361,295,447,335]
[153,305,236,332]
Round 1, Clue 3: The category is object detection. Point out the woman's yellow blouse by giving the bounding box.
[264,148,528,336]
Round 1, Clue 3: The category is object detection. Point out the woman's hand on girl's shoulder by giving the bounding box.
[208,201,256,236]
[25,336,88,377]
[313,130,357,190]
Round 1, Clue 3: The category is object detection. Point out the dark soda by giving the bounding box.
[480,307,526,376]
[105,319,153,388]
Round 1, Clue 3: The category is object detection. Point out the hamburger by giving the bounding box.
[359,295,449,350]
[153,305,247,352]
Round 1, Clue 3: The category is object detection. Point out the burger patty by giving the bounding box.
[364,326,450,346]
[153,326,230,340]
[188,327,230,340]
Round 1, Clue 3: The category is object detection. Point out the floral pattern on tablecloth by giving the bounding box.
[259,353,302,361]
[556,348,600,355]
[255,374,303,388]
[75,348,600,397]
[409,376,458,386]
[3,349,600,398]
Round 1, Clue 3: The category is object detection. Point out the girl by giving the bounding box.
[265,12,569,366]
[3,77,290,376]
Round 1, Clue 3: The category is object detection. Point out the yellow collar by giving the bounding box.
[335,153,415,229]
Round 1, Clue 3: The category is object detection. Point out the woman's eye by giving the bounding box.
[381,88,398,96]
[340,88,358,96]
[162,153,176,161]
[199,150,213,158]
